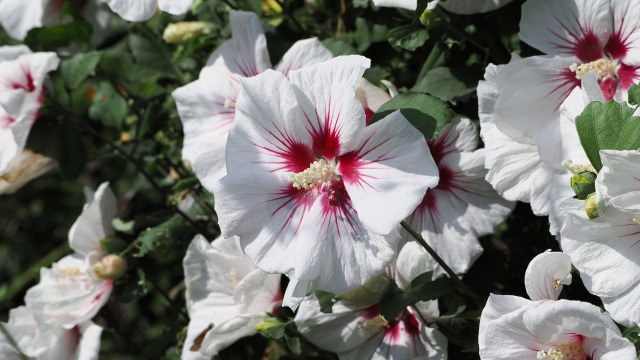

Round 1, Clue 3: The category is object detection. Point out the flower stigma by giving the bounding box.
[359,315,389,334]
[536,342,586,360]
[290,159,341,190]
[570,58,618,80]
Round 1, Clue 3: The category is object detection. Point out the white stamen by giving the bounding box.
[569,58,618,80]
[224,99,236,108]
[359,315,389,334]
[562,159,595,175]
[536,343,586,360]
[290,159,340,190]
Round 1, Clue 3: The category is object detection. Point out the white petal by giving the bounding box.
[275,38,333,77]
[200,315,266,356]
[394,241,438,292]
[0,0,44,40]
[524,251,572,301]
[233,269,280,314]
[68,182,116,256]
[601,282,640,327]
[76,321,103,360]
[611,0,640,65]
[288,55,371,159]
[520,0,611,58]
[226,69,314,174]
[157,0,193,15]
[0,150,57,195]
[295,295,379,353]
[492,55,578,144]
[172,62,237,188]
[0,46,31,62]
[282,278,309,311]
[356,78,392,124]
[99,0,158,22]
[561,209,640,298]
[372,0,417,10]
[340,110,439,235]
[205,10,271,74]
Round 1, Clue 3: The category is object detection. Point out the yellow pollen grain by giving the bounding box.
[569,58,618,80]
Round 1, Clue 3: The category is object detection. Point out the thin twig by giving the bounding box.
[400,221,482,304]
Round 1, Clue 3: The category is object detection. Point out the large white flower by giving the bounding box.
[406,117,513,276]
[0,306,102,360]
[99,0,193,21]
[25,182,120,328]
[561,150,640,326]
[295,241,447,360]
[213,55,439,308]
[0,46,59,176]
[172,10,332,190]
[372,0,514,14]
[480,58,604,235]
[479,294,635,359]
[182,235,281,359]
[0,0,111,41]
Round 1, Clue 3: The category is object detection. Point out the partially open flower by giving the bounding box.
[162,22,212,44]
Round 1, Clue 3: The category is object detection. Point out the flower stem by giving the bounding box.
[400,221,482,304]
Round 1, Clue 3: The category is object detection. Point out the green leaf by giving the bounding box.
[412,67,478,102]
[313,289,337,314]
[88,81,128,129]
[135,216,195,258]
[100,235,128,254]
[378,292,412,321]
[370,92,454,139]
[112,218,135,235]
[628,84,640,106]
[321,38,357,56]
[407,276,456,302]
[61,51,102,89]
[284,334,302,355]
[129,33,181,79]
[575,100,640,171]
[24,20,92,51]
[388,24,429,51]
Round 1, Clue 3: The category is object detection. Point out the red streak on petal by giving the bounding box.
[254,120,316,173]
[269,186,316,238]
[547,13,602,62]
[364,107,374,126]
[618,63,640,91]
[605,33,629,60]
[319,181,361,239]
[303,96,342,159]
[338,131,393,190]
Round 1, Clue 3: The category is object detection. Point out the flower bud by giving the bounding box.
[90,254,127,280]
[585,193,599,220]
[162,22,212,44]
[570,171,597,200]
[420,8,442,28]
[255,317,284,337]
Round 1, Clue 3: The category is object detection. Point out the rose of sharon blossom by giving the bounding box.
[372,0,513,14]
[479,294,635,359]
[0,0,110,41]
[182,235,281,359]
[99,0,193,21]
[213,55,439,308]
[295,241,446,360]
[25,183,121,328]
[561,150,640,326]
[172,10,332,189]
[0,45,59,176]
[406,117,513,276]
[479,59,602,235]
[0,306,102,360]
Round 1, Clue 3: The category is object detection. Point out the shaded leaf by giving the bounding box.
[412,66,478,102]
[388,24,429,51]
[61,51,101,89]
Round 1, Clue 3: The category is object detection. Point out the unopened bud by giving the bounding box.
[570,171,597,200]
[585,193,599,220]
[163,22,212,44]
[255,317,284,337]
[262,0,282,14]
[420,8,441,28]
[91,254,127,280]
